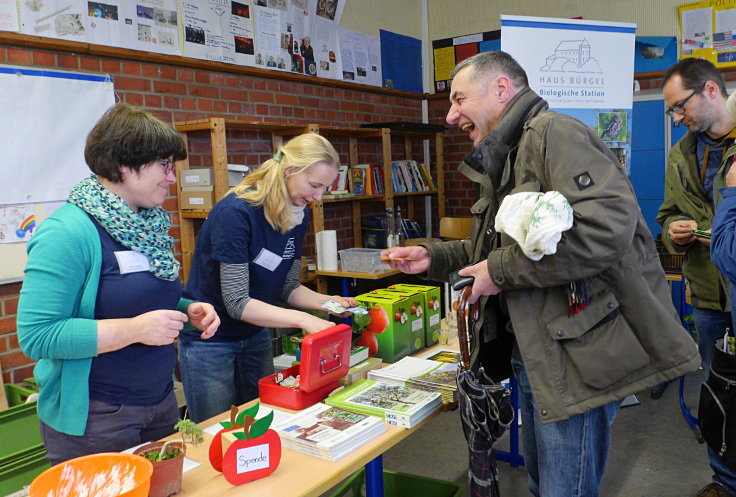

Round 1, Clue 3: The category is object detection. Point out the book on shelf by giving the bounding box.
[399,218,423,240]
[272,402,386,462]
[372,166,385,194]
[410,162,430,191]
[418,163,436,190]
[322,192,357,200]
[352,164,373,195]
[397,160,416,192]
[328,165,349,193]
[368,356,458,403]
[325,379,442,428]
[349,167,366,195]
[391,163,406,193]
[391,160,434,193]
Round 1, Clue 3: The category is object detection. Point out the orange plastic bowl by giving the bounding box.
[29,452,153,497]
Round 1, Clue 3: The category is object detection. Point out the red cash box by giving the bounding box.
[259,324,352,410]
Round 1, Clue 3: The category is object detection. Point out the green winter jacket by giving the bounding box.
[423,88,700,423]
[656,131,731,312]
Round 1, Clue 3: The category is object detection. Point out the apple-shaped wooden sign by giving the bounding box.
[221,406,281,485]
[210,403,258,472]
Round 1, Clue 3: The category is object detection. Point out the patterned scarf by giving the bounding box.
[68,175,180,281]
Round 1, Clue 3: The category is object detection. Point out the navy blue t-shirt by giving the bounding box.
[88,216,180,406]
[182,193,307,342]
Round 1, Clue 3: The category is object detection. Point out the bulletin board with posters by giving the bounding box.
[431,30,500,93]
[680,0,736,68]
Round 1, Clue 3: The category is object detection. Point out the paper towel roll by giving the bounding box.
[316,230,338,271]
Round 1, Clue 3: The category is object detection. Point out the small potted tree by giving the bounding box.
[134,418,203,497]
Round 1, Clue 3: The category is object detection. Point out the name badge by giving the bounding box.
[253,248,282,272]
[114,250,151,274]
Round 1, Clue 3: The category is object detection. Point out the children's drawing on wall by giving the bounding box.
[0,205,35,243]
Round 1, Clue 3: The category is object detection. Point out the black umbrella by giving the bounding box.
[456,285,515,497]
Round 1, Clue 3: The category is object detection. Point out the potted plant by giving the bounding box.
[134,418,204,497]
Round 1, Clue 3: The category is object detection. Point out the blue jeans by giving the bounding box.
[692,306,731,374]
[178,328,275,423]
[709,446,736,494]
[512,359,621,497]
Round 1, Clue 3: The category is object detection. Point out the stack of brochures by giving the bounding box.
[325,379,442,429]
[272,403,386,462]
[367,356,458,403]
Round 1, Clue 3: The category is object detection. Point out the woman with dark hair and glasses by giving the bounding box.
[17,103,220,465]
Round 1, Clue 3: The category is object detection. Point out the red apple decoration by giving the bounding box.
[222,410,281,485]
[210,405,250,472]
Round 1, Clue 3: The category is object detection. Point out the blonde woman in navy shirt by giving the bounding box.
[180,133,355,422]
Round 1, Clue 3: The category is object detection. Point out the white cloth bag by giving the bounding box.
[494,191,573,261]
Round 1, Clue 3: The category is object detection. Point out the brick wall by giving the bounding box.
[0,41,428,386]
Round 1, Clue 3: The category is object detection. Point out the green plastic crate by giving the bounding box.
[0,444,45,468]
[4,383,38,407]
[0,403,43,460]
[330,468,463,497]
[0,449,50,496]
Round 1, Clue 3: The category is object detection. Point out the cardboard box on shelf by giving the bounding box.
[179,168,212,187]
[180,188,214,210]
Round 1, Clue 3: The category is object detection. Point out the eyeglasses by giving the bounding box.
[158,158,175,175]
[665,84,705,116]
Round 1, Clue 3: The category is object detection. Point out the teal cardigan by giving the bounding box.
[17,203,193,436]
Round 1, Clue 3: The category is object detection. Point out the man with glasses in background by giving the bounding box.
[658,58,736,497]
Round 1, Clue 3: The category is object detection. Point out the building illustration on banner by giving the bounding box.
[541,39,603,73]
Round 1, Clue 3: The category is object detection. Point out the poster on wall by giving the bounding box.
[21,0,87,42]
[253,4,288,71]
[182,0,255,65]
[85,0,180,56]
[679,0,736,67]
[680,1,713,56]
[338,27,380,86]
[501,15,636,174]
[0,0,19,32]
[432,30,500,93]
[307,0,343,79]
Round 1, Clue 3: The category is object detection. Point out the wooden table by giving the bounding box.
[170,338,459,497]
[313,267,400,294]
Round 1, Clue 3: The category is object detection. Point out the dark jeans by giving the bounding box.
[693,306,732,374]
[40,391,178,466]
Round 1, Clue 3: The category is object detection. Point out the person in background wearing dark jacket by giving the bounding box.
[658,58,735,378]
[383,51,699,497]
[701,90,736,497]
[179,133,355,423]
